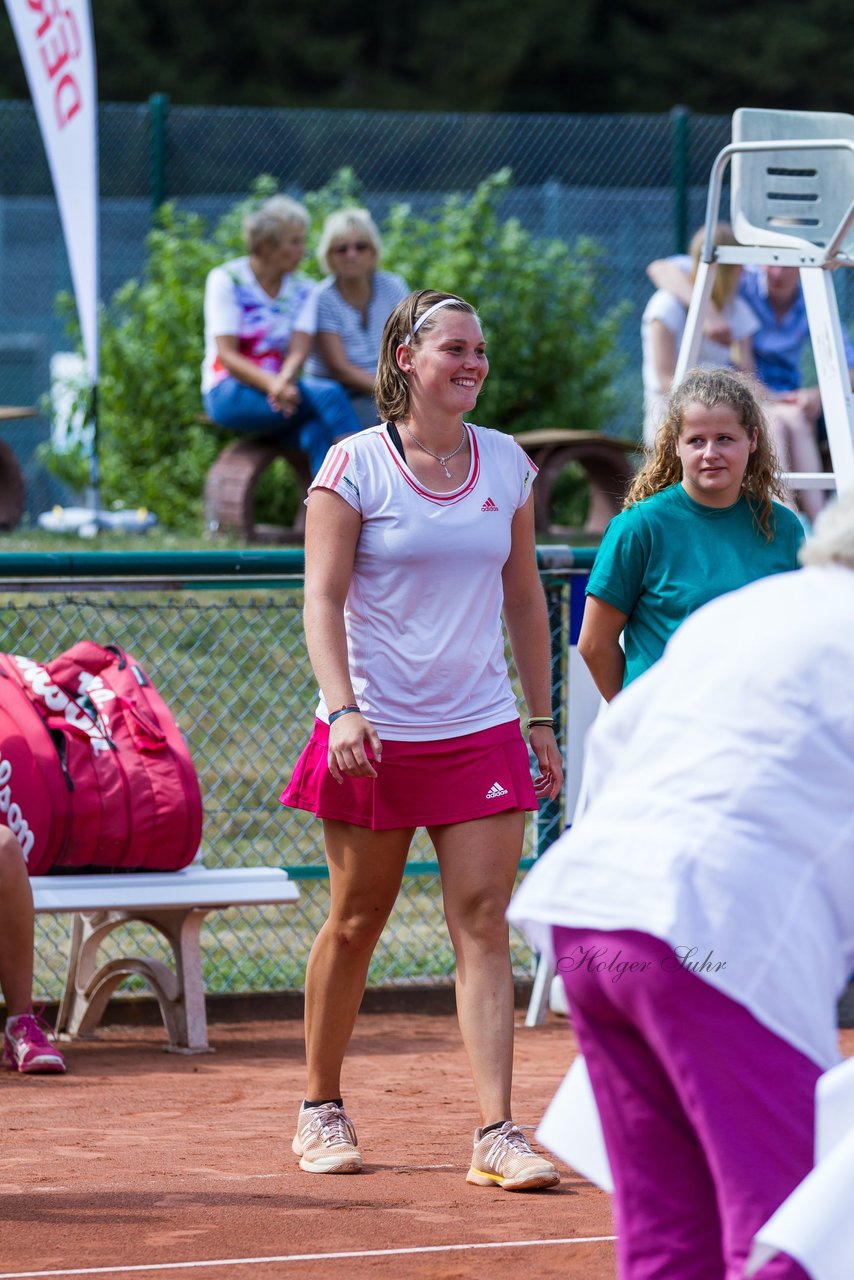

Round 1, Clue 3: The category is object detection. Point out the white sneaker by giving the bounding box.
[467,1121,559,1191]
[292,1102,363,1174]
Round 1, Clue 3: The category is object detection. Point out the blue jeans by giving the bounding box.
[203,376,360,475]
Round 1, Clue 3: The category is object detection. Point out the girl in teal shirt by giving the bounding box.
[579,368,804,700]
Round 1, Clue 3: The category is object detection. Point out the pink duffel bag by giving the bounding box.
[0,641,202,873]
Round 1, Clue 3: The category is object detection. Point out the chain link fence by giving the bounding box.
[0,554,580,1003]
[2,101,850,513]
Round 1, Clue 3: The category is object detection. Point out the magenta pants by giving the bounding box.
[553,927,821,1280]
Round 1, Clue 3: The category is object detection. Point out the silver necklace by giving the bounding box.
[399,423,467,479]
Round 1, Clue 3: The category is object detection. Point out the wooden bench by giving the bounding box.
[203,426,638,543]
[31,865,299,1054]
[515,429,638,537]
[203,436,312,543]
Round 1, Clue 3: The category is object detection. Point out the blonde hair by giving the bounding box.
[375,289,478,422]
[799,492,854,569]
[316,207,381,274]
[627,367,786,539]
[689,223,741,312]
[243,195,309,253]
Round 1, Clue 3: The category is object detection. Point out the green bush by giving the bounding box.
[43,169,625,531]
[43,204,226,527]
[382,168,626,434]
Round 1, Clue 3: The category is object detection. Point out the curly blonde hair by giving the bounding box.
[627,368,786,539]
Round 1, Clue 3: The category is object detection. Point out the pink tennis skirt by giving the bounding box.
[280,718,538,830]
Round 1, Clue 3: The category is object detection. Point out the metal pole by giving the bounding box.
[86,381,100,525]
[671,105,690,253]
[149,92,169,217]
[534,577,568,861]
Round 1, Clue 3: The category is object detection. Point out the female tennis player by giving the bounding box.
[282,288,562,1189]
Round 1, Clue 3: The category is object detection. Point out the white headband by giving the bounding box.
[404,297,461,344]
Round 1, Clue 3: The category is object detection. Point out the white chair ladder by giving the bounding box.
[675,108,854,500]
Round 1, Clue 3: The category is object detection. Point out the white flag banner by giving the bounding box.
[4,0,99,382]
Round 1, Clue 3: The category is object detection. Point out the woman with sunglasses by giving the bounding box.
[296,208,409,428]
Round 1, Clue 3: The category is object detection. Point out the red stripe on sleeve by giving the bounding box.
[312,445,350,492]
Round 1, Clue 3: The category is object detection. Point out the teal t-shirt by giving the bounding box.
[586,484,805,686]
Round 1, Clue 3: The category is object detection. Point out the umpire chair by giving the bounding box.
[675,107,854,498]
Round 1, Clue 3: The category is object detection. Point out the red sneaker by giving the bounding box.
[4,1013,67,1074]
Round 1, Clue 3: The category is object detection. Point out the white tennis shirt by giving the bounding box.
[310,422,537,740]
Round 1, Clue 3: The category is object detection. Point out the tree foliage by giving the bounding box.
[43,170,624,531]
[1,0,852,113]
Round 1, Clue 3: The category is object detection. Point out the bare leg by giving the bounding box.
[766,401,825,521]
[0,829,35,1017]
[430,811,526,1126]
[303,820,413,1100]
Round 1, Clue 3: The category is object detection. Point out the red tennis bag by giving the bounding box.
[0,642,202,873]
[0,666,70,873]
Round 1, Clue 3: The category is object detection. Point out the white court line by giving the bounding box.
[0,1236,617,1279]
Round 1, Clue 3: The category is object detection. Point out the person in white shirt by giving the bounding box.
[201,195,359,474]
[509,492,854,1280]
[641,222,758,446]
[282,289,562,1190]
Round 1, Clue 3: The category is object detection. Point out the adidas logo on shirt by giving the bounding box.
[485,781,509,799]
[481,497,499,512]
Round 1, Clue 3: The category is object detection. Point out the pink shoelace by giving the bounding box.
[7,1009,56,1047]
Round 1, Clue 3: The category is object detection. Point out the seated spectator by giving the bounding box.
[201,195,360,475]
[647,255,854,522]
[1,827,66,1074]
[641,223,757,446]
[295,208,408,428]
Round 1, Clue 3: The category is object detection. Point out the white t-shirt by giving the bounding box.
[509,564,854,1069]
[309,423,538,740]
[641,255,760,444]
[201,256,313,394]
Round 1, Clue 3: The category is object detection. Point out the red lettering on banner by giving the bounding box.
[27,0,54,40]
[26,1,84,130]
[54,72,81,127]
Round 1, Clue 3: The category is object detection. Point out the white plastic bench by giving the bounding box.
[30,865,299,1054]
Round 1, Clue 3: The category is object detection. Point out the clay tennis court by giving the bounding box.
[1,1006,615,1280]
[4,1009,852,1280]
